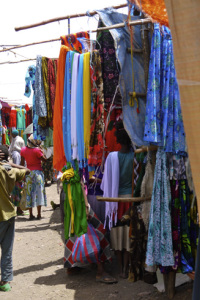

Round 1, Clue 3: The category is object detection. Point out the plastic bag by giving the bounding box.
[72,223,100,264]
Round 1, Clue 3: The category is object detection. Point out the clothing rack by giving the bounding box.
[0,19,152,54]
[14,3,128,31]
[97,196,151,202]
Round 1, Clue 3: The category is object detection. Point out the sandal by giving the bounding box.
[0,283,11,292]
[96,274,118,284]
[37,215,42,220]
[29,215,35,220]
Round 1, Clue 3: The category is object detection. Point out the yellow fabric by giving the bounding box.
[67,184,74,235]
[0,165,26,221]
[83,52,91,159]
[164,0,200,222]
[61,168,74,182]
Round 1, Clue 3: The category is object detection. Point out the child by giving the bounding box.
[0,145,30,292]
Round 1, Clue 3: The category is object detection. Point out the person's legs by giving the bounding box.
[37,206,41,219]
[29,208,35,220]
[96,262,117,283]
[0,217,15,290]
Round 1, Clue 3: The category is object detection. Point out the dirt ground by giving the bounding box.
[1,184,194,300]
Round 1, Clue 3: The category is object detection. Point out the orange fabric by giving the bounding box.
[132,0,169,27]
[53,45,69,171]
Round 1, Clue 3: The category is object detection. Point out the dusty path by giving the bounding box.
[2,184,193,300]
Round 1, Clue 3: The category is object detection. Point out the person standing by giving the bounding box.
[8,129,25,165]
[0,145,30,292]
[20,134,47,220]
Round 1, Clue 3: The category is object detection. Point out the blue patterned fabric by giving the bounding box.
[25,170,47,207]
[146,147,174,267]
[24,65,45,140]
[63,51,74,162]
[144,24,186,153]
[35,55,47,117]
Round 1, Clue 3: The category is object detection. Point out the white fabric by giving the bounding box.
[12,150,21,165]
[43,146,53,159]
[9,135,25,155]
[101,151,119,229]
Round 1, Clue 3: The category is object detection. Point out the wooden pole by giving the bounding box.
[14,3,128,32]
[0,18,152,54]
[96,196,151,202]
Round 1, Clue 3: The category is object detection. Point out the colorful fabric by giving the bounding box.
[61,31,90,53]
[62,163,87,240]
[167,154,187,180]
[39,57,52,128]
[71,53,79,160]
[35,55,47,118]
[72,223,100,264]
[64,207,112,268]
[146,148,174,267]
[179,180,195,273]
[63,51,74,163]
[9,109,17,128]
[144,24,186,154]
[97,22,122,109]
[25,170,47,208]
[121,205,147,282]
[76,53,84,164]
[83,52,91,159]
[53,45,69,171]
[48,58,57,126]
[88,50,104,167]
[16,109,26,131]
[24,65,43,140]
[42,156,53,183]
[21,146,43,171]
[11,182,24,207]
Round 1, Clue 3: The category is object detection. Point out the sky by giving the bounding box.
[0,0,127,105]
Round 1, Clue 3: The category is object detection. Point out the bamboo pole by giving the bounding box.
[15,3,128,32]
[0,18,152,54]
[0,58,37,65]
[96,196,151,202]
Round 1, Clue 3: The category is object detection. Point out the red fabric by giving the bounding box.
[117,202,132,221]
[9,109,17,128]
[21,147,43,171]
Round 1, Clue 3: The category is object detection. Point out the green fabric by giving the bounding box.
[0,165,26,221]
[6,130,10,145]
[118,151,134,195]
[62,162,87,240]
[43,128,53,147]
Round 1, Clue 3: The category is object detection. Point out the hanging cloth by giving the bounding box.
[100,151,119,229]
[76,53,84,164]
[83,52,91,159]
[88,50,104,167]
[143,24,186,153]
[53,45,69,171]
[146,147,174,267]
[61,31,90,52]
[71,53,79,160]
[48,58,58,126]
[63,51,75,163]
[35,55,47,119]
[61,162,88,240]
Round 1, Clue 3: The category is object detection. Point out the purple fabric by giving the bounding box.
[100,151,119,229]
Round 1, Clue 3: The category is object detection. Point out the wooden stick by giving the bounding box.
[15,3,128,32]
[1,18,152,54]
[96,196,151,202]
[134,145,158,154]
[0,58,36,65]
